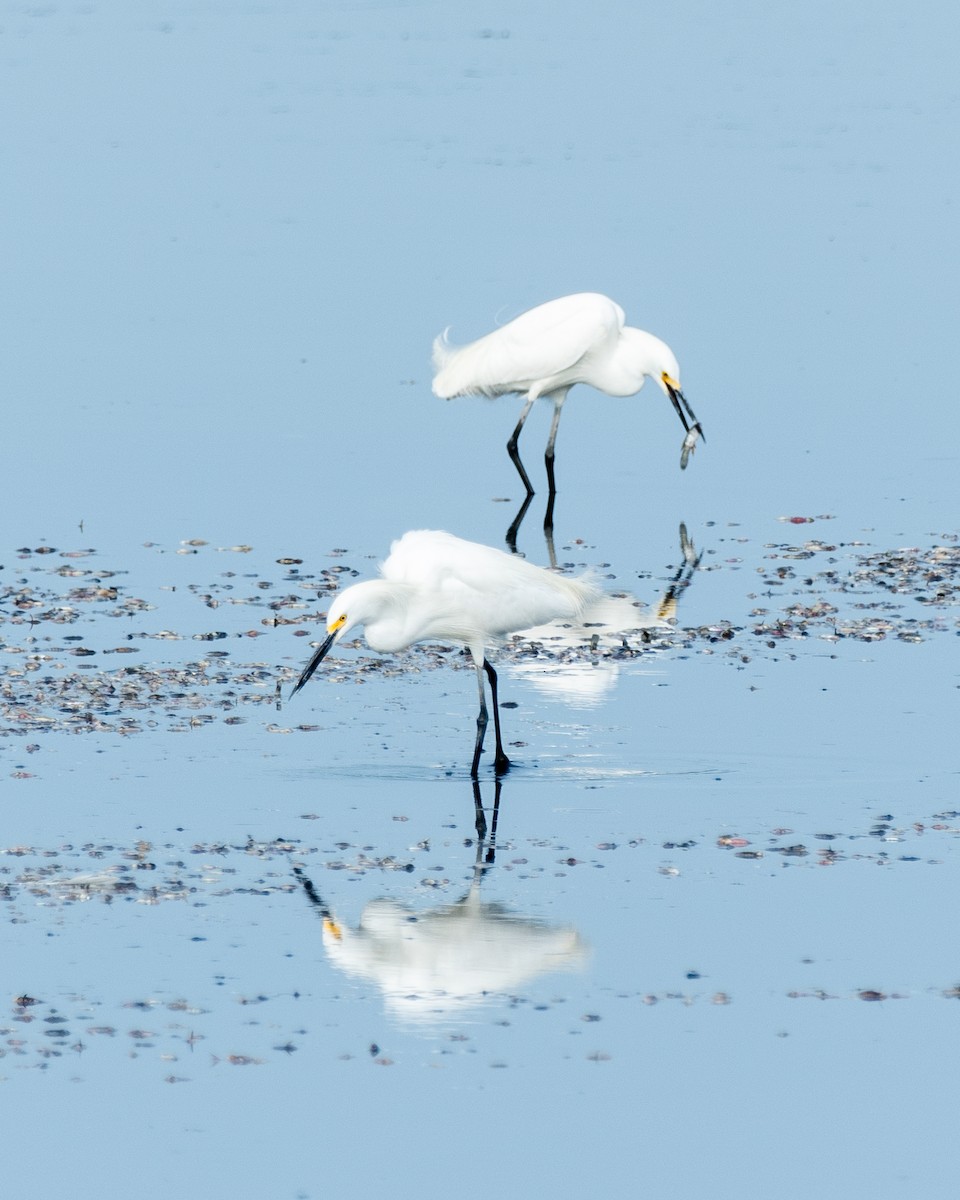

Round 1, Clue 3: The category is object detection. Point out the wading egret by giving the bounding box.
[432,291,704,494]
[290,530,598,777]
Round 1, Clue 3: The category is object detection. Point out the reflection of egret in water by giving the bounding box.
[504,487,572,564]
[294,781,586,1024]
[507,524,702,706]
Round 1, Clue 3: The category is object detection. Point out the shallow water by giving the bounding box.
[3,2,960,1198]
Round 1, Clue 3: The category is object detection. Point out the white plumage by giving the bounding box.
[291,530,599,776]
[433,292,704,491]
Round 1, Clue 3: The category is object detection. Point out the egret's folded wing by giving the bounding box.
[383,530,597,632]
[432,293,624,398]
[383,531,510,587]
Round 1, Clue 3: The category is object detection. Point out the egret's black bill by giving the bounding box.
[666,382,705,443]
[291,629,337,698]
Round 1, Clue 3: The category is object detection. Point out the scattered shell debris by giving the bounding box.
[2,533,957,743]
[2,800,959,1077]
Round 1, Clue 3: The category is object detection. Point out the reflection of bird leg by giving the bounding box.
[542,491,558,569]
[472,777,487,842]
[471,776,504,869]
[293,865,331,920]
[506,491,534,555]
[506,491,557,569]
[507,396,536,495]
[487,776,502,862]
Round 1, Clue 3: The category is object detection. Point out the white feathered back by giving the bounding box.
[432,293,625,400]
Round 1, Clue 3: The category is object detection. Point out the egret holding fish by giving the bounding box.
[432,291,704,494]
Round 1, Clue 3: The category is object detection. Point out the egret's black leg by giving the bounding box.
[471,661,488,779]
[507,397,536,496]
[544,451,557,496]
[543,391,568,497]
[483,659,511,775]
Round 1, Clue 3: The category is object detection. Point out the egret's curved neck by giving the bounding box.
[347,580,423,653]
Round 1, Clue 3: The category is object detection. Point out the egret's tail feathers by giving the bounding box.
[431,330,461,397]
[431,328,452,369]
[570,571,604,618]
[431,329,504,399]
[541,569,604,624]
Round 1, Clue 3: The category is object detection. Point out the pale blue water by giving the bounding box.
[2,2,959,1198]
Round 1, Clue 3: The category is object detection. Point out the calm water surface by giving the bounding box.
[2,2,959,1198]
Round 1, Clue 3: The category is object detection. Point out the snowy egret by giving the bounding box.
[290,530,599,776]
[432,291,704,494]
